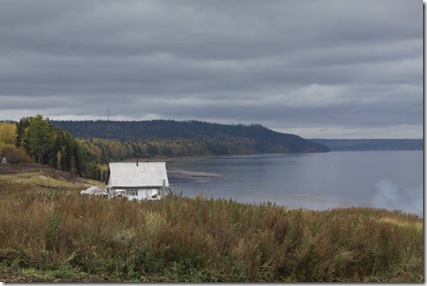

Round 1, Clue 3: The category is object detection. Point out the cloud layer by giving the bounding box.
[0,0,422,138]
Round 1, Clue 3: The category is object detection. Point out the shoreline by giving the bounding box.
[124,155,215,163]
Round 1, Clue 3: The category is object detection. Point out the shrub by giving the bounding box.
[0,144,34,164]
[0,181,423,282]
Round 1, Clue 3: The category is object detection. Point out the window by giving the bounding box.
[126,189,138,196]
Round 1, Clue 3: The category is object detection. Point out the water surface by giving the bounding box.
[168,151,423,217]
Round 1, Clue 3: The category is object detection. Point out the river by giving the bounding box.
[167,151,423,217]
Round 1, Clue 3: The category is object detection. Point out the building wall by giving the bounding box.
[135,188,162,200]
[110,187,164,200]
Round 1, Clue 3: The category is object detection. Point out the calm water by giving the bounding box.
[167,151,423,217]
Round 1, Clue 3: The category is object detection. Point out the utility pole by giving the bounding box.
[107,107,111,163]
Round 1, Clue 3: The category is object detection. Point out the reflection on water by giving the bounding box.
[168,170,222,183]
[167,151,423,217]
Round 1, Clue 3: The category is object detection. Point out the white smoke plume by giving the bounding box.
[372,180,423,217]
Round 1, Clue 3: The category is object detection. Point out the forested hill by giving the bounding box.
[52,120,329,154]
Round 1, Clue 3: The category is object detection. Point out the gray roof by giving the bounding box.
[108,162,169,188]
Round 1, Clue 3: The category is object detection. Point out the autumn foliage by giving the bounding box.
[0,177,422,282]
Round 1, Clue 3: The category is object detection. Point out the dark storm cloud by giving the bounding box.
[0,0,422,138]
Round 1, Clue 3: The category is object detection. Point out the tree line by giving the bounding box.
[77,137,255,164]
[52,119,330,153]
[1,116,256,180]
[0,116,100,179]
[0,115,329,181]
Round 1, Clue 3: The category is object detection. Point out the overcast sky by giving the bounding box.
[0,0,423,139]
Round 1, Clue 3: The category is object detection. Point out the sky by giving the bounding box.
[0,0,423,139]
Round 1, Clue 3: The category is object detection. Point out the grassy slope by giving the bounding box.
[0,165,423,282]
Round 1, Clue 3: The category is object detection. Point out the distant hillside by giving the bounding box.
[52,120,329,154]
[311,139,423,151]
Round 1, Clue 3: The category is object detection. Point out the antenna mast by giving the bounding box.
[107,106,111,164]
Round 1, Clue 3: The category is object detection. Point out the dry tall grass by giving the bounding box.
[0,178,423,282]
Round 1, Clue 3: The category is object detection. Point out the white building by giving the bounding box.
[107,162,170,200]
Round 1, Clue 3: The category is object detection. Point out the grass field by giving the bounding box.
[0,165,423,282]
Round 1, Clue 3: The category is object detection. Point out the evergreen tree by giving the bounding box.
[15,117,31,148]
[27,115,55,164]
